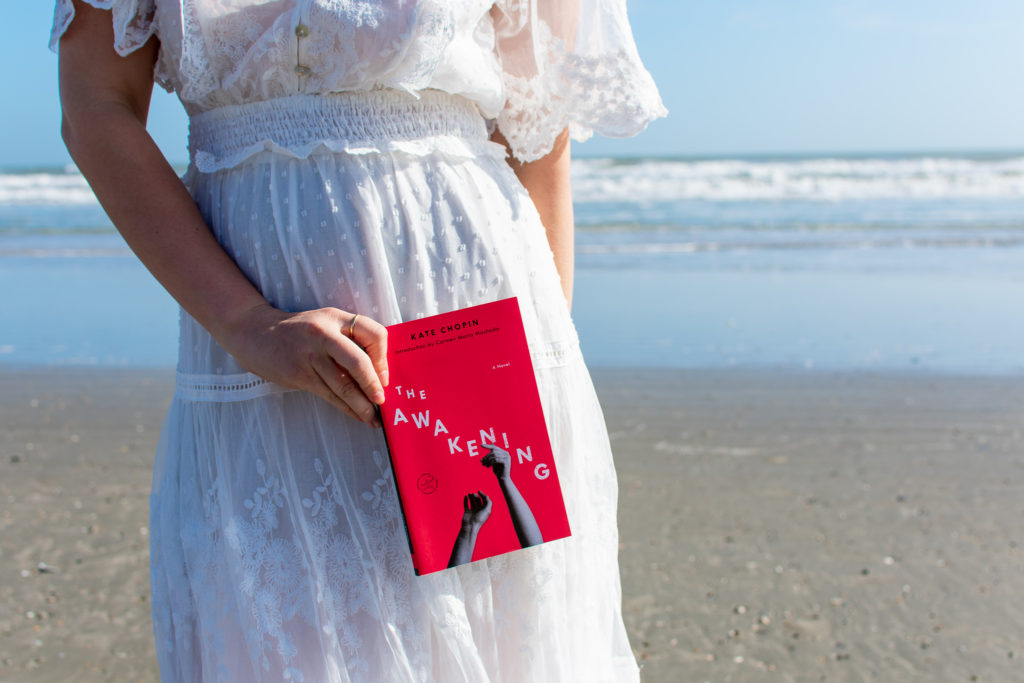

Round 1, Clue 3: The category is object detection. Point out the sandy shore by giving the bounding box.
[603,369,1024,683]
[2,367,1023,681]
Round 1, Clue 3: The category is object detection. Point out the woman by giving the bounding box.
[52,0,665,679]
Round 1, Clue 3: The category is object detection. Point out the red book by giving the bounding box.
[379,297,572,575]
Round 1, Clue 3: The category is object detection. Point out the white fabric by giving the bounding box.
[186,90,507,172]
[50,1,662,680]
[163,91,637,681]
[49,0,665,162]
[153,351,636,682]
[49,0,157,57]
[175,91,584,394]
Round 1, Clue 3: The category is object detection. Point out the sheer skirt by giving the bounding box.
[150,89,638,682]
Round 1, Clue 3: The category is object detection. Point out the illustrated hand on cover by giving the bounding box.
[448,491,491,568]
[482,444,544,549]
[480,444,511,479]
[461,491,492,529]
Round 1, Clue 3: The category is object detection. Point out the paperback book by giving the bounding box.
[379,297,571,575]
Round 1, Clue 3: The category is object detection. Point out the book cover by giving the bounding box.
[379,297,572,575]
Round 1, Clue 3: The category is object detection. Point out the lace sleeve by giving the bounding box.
[49,0,157,56]
[492,0,667,163]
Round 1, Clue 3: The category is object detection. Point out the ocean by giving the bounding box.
[3,152,1024,373]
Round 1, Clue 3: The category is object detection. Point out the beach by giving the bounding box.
[2,367,1023,681]
[3,153,1024,680]
[607,368,1024,682]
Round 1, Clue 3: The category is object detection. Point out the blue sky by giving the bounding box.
[4,0,1024,166]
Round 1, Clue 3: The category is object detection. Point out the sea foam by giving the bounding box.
[571,155,1024,203]
[7,155,1024,208]
[0,172,97,205]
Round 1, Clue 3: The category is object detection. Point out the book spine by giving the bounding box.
[375,405,421,576]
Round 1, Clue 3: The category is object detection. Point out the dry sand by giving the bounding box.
[0,369,171,682]
[603,369,1024,683]
[1,367,1023,682]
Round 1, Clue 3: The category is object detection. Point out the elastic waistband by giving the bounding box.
[187,90,495,172]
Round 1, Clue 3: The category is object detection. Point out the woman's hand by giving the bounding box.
[224,303,389,427]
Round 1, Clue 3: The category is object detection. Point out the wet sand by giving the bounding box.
[1,367,1023,681]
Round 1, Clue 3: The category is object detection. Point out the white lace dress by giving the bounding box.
[51,1,665,680]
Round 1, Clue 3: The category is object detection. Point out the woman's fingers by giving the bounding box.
[348,313,389,388]
[312,354,381,427]
[294,308,387,423]
[324,333,386,407]
[223,304,391,423]
[306,366,366,425]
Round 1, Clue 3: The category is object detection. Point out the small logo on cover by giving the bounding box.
[417,473,438,494]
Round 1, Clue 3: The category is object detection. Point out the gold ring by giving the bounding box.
[348,314,359,338]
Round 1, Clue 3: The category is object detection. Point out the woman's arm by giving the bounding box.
[491,128,575,309]
[59,0,388,425]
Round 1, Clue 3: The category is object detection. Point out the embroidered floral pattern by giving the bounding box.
[226,458,309,675]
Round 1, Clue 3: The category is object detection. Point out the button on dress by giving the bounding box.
[51,1,665,680]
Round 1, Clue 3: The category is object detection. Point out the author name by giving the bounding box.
[409,318,479,341]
